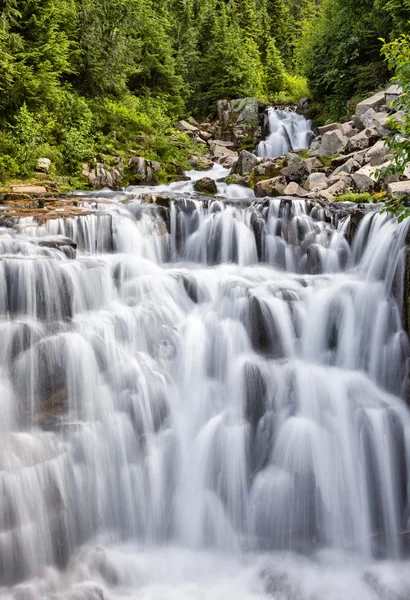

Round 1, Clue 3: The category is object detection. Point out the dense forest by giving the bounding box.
[0,0,409,184]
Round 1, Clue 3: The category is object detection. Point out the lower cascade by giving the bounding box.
[257,108,314,158]
[2,183,410,599]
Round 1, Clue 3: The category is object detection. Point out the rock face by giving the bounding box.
[304,172,329,192]
[216,97,266,149]
[128,157,161,186]
[193,177,217,195]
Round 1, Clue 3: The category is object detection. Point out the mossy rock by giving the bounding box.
[194,177,217,195]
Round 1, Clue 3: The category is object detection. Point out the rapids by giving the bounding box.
[1,177,410,599]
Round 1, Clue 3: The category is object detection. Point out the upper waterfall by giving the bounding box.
[1,188,410,600]
[257,108,314,158]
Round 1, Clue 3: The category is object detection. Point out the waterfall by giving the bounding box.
[257,109,314,158]
[1,190,410,600]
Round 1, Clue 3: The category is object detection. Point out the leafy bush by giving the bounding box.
[272,73,310,105]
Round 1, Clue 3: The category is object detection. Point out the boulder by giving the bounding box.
[254,176,287,197]
[346,128,380,153]
[357,108,377,129]
[36,157,51,172]
[355,92,386,118]
[285,152,303,165]
[385,84,402,103]
[231,124,262,148]
[351,172,375,192]
[193,177,217,195]
[217,98,264,127]
[283,182,308,197]
[176,120,198,134]
[233,150,259,175]
[341,121,358,138]
[308,138,322,156]
[331,150,367,168]
[365,140,392,167]
[187,155,213,170]
[280,161,308,183]
[325,178,351,197]
[296,98,311,114]
[317,123,344,136]
[210,142,237,159]
[387,181,410,195]
[332,158,361,176]
[221,155,238,169]
[304,172,329,192]
[87,163,113,188]
[304,157,323,173]
[315,130,349,156]
[253,159,282,179]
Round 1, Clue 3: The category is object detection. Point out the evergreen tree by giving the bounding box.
[265,38,285,96]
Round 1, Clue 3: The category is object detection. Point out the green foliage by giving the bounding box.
[378,32,410,221]
[272,73,310,105]
[296,0,396,118]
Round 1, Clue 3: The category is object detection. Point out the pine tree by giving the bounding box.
[265,38,285,96]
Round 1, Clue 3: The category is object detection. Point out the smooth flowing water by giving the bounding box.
[257,109,314,158]
[1,176,410,600]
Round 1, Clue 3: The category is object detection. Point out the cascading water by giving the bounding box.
[1,181,410,600]
[257,108,314,158]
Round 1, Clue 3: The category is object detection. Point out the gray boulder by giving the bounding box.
[315,130,349,156]
[317,123,344,136]
[351,172,375,192]
[280,161,308,183]
[283,182,308,197]
[254,176,287,197]
[233,150,259,175]
[176,120,198,134]
[346,129,380,153]
[332,158,361,176]
[365,140,392,167]
[304,157,323,173]
[355,92,386,118]
[304,172,329,192]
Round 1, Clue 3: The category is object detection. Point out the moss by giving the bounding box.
[334,192,373,203]
[317,154,340,167]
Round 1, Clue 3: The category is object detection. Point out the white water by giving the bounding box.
[257,109,313,159]
[1,187,410,600]
[128,163,255,200]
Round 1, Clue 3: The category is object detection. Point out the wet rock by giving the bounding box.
[254,176,287,198]
[296,97,311,114]
[232,150,259,175]
[193,177,217,195]
[38,236,77,259]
